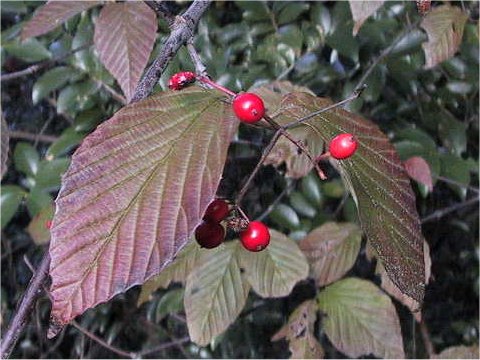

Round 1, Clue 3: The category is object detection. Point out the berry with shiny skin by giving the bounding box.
[240,221,270,252]
[195,221,225,249]
[232,93,265,123]
[204,199,230,223]
[168,71,196,90]
[329,133,358,160]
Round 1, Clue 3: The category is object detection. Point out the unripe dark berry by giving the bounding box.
[204,199,230,223]
[195,221,225,249]
[240,221,270,252]
[329,133,358,160]
[232,93,265,123]
[168,71,196,90]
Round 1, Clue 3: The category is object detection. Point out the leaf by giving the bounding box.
[1,117,9,179]
[435,345,479,359]
[27,203,55,245]
[270,90,426,303]
[421,5,468,69]
[21,1,100,40]
[3,38,51,63]
[348,1,384,36]
[32,66,79,105]
[138,241,202,306]
[269,203,301,230]
[299,222,362,287]
[404,156,433,192]
[155,288,184,322]
[239,229,309,298]
[184,242,250,346]
[46,128,85,159]
[94,2,157,102]
[1,185,25,229]
[47,87,238,337]
[35,158,70,191]
[13,142,39,177]
[271,300,323,359]
[317,277,405,359]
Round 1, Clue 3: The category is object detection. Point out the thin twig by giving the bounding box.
[94,80,127,105]
[131,0,211,103]
[421,196,479,224]
[8,130,57,143]
[71,321,134,359]
[0,254,51,359]
[256,181,295,222]
[1,43,91,82]
[144,0,175,26]
[138,336,191,357]
[419,318,436,358]
[186,41,208,76]
[435,175,479,194]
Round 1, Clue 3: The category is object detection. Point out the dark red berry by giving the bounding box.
[239,221,270,252]
[329,133,358,160]
[232,93,265,123]
[204,199,230,223]
[195,221,225,249]
[168,71,196,90]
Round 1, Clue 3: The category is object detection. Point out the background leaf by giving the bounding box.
[421,5,468,69]
[94,2,157,102]
[1,185,25,229]
[239,229,308,298]
[1,117,9,179]
[47,87,238,337]
[317,277,405,359]
[404,156,433,192]
[435,345,479,359]
[21,1,100,40]
[32,66,80,105]
[348,1,384,36]
[299,222,362,286]
[184,242,250,346]
[26,203,55,245]
[13,142,39,177]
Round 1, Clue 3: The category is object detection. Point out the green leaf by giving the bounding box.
[269,203,301,231]
[32,66,79,104]
[138,241,202,306]
[317,278,405,358]
[299,222,362,286]
[322,179,345,198]
[1,185,25,229]
[260,88,426,302]
[56,81,99,115]
[288,191,317,218]
[155,288,184,322]
[184,242,250,346]
[73,108,104,132]
[46,128,84,159]
[26,186,53,217]
[71,14,95,73]
[421,5,468,69]
[35,158,70,191]
[13,142,39,177]
[47,87,238,337]
[27,203,55,245]
[277,2,309,25]
[440,153,471,200]
[348,0,384,36]
[239,230,308,298]
[438,112,467,156]
[3,38,52,63]
[300,172,324,208]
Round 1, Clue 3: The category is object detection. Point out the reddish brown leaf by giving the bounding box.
[404,156,433,192]
[21,1,100,41]
[47,87,237,337]
[94,2,157,102]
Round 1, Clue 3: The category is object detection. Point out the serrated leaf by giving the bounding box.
[239,229,308,298]
[47,87,238,337]
[94,2,157,102]
[265,90,426,303]
[138,241,202,306]
[21,1,100,40]
[435,345,479,359]
[349,1,384,36]
[404,156,433,192]
[1,117,9,179]
[421,5,468,69]
[27,203,55,245]
[317,277,405,359]
[184,242,250,346]
[299,222,362,286]
[271,300,323,359]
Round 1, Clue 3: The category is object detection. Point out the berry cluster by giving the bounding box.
[194,199,271,252]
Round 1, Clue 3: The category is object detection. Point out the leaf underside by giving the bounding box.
[21,0,100,40]
[48,87,238,337]
[94,2,157,102]
[271,91,425,303]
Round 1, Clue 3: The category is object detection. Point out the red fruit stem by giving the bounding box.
[197,76,237,97]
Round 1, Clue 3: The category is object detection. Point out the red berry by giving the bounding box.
[45,220,53,229]
[195,221,225,249]
[329,133,358,160]
[204,199,230,223]
[232,93,265,123]
[240,221,270,252]
[168,71,196,90]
